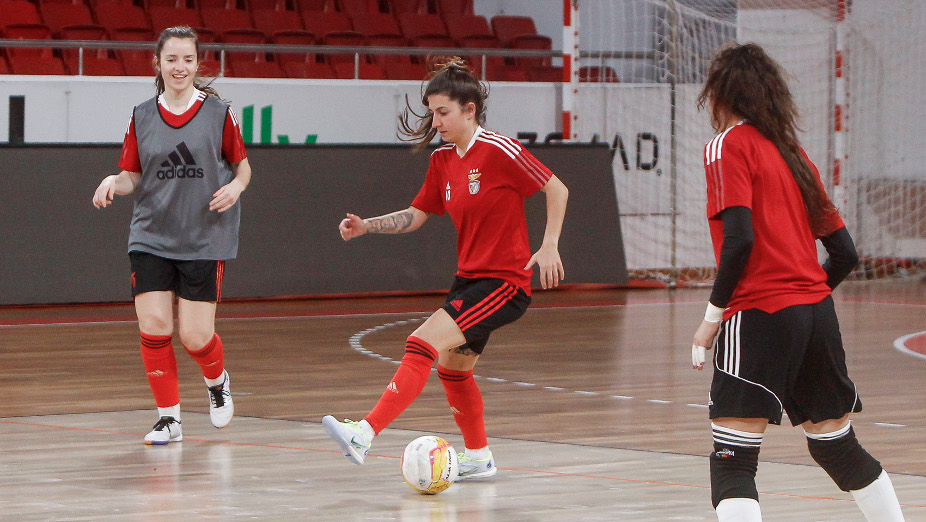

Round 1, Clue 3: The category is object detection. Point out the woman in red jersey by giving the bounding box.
[323,58,568,480]
[92,26,250,445]
[690,43,903,521]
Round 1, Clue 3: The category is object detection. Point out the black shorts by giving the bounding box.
[129,251,225,302]
[441,277,531,354]
[709,296,862,426]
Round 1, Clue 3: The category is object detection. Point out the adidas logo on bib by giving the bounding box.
[156,141,204,180]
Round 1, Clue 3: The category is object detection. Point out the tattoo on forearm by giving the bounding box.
[367,211,414,233]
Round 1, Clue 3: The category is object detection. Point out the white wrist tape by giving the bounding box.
[704,302,724,323]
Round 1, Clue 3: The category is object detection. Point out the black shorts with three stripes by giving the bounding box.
[708,296,862,426]
[441,277,531,354]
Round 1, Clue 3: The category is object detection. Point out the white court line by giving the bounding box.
[347,316,911,431]
[894,331,926,361]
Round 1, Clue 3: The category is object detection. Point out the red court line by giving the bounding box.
[3,418,924,509]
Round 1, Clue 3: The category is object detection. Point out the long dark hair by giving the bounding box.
[698,43,837,236]
[398,56,488,150]
[154,26,222,99]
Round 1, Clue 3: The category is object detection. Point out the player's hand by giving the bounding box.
[339,213,367,241]
[525,242,565,289]
[210,178,245,212]
[691,320,721,370]
[93,175,118,208]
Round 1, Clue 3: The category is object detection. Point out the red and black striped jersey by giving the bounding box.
[704,122,844,319]
[412,127,552,294]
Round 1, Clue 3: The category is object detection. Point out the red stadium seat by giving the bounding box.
[365,34,411,66]
[282,60,335,78]
[321,31,366,66]
[198,0,244,8]
[297,0,335,11]
[66,55,125,75]
[333,61,385,79]
[122,54,155,75]
[221,28,267,62]
[435,0,472,17]
[229,57,282,77]
[337,0,378,14]
[0,56,10,74]
[59,25,109,66]
[253,9,305,37]
[93,3,151,32]
[397,12,446,40]
[271,31,315,66]
[0,1,43,29]
[8,55,68,74]
[387,0,423,15]
[444,14,492,44]
[509,34,552,67]
[302,10,353,38]
[148,6,204,34]
[579,65,619,83]
[39,2,97,36]
[490,15,538,46]
[527,65,561,82]
[351,12,401,39]
[3,25,55,58]
[108,28,154,73]
[383,60,425,80]
[201,7,254,34]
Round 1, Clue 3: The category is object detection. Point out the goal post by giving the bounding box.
[571,0,926,284]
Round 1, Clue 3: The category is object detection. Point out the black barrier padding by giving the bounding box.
[0,144,626,305]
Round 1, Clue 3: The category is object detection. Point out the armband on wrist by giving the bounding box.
[704,302,724,323]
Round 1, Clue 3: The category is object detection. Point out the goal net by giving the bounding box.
[573,0,926,284]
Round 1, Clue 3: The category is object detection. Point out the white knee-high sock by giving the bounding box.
[851,470,905,521]
[716,498,761,521]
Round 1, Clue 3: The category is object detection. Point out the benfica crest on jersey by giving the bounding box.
[468,168,481,194]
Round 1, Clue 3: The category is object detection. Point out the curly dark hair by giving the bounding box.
[698,43,838,237]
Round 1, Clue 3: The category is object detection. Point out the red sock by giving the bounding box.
[438,365,487,449]
[140,332,179,408]
[364,336,437,434]
[185,333,225,380]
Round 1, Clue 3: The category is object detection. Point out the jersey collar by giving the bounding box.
[158,88,205,115]
[456,125,484,158]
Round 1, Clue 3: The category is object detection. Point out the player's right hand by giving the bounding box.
[93,175,117,208]
[339,213,367,241]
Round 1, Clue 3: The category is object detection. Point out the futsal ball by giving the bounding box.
[401,435,459,494]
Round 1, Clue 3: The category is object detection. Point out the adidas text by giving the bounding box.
[156,165,204,180]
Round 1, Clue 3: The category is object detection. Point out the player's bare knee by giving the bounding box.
[178,326,214,352]
[805,424,882,492]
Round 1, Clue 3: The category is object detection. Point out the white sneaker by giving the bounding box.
[144,416,182,445]
[456,451,497,480]
[207,370,234,428]
[322,416,371,465]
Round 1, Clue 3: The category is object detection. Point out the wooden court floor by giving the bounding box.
[1,280,924,520]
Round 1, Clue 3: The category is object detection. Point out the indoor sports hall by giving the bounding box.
[1,0,924,520]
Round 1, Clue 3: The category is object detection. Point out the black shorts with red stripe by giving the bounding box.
[441,277,530,354]
[129,251,225,302]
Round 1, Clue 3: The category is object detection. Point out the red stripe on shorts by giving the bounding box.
[457,283,517,331]
[216,261,225,302]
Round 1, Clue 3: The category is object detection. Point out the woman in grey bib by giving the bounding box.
[92,26,251,445]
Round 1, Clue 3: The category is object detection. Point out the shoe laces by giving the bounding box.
[152,416,178,431]
[208,381,229,408]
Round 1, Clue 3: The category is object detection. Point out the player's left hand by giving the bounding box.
[691,320,721,370]
[526,242,565,289]
[210,178,245,212]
